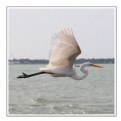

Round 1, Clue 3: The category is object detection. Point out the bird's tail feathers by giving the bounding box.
[39,67,49,71]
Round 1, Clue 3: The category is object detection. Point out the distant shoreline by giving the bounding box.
[9,58,114,64]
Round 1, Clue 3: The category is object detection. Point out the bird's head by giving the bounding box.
[73,62,103,80]
[75,62,103,74]
[75,62,103,68]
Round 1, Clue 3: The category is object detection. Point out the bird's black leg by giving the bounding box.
[17,72,46,79]
[17,71,54,79]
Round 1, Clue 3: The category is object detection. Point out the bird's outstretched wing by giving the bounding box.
[47,29,81,69]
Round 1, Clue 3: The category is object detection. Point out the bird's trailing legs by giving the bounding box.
[17,71,53,79]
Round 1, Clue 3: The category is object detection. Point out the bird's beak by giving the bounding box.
[90,64,103,68]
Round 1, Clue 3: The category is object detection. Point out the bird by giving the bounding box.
[17,28,103,80]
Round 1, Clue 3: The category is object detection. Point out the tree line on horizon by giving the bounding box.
[9,58,114,64]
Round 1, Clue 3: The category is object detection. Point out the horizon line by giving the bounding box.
[9,58,114,60]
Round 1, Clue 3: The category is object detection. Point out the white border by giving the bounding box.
[0,0,121,121]
[6,6,116,117]
[8,6,115,10]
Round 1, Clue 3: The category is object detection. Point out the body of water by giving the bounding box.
[8,64,115,116]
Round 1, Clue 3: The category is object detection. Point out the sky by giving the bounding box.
[8,7,116,59]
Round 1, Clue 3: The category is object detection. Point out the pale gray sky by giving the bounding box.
[8,7,116,59]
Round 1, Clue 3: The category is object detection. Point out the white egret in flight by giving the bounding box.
[17,29,103,80]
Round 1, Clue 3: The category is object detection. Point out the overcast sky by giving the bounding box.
[8,7,116,59]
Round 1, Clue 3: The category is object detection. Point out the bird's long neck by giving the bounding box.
[72,63,88,80]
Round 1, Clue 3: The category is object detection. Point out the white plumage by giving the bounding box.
[17,28,103,80]
[48,29,81,69]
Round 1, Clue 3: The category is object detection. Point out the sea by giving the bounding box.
[8,64,115,116]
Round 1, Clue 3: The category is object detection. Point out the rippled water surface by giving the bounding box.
[8,64,115,116]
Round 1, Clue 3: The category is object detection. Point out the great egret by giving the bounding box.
[17,29,103,80]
